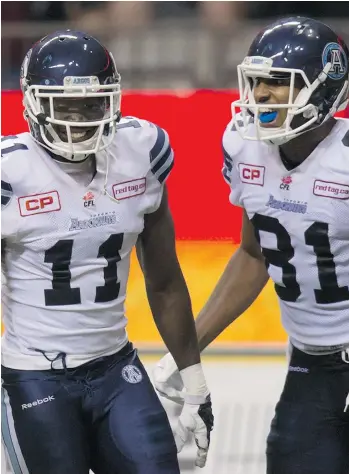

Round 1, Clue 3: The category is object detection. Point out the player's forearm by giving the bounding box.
[146,275,201,371]
[196,247,269,351]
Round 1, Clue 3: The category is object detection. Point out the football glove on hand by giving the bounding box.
[153,352,185,403]
[175,393,213,468]
[153,354,214,468]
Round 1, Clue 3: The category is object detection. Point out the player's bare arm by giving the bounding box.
[137,186,214,467]
[136,186,201,371]
[152,208,269,403]
[195,209,269,351]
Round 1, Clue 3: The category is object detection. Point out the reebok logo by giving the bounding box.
[289,366,309,374]
[22,395,55,410]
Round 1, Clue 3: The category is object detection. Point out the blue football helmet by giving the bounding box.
[20,30,121,160]
[232,17,349,144]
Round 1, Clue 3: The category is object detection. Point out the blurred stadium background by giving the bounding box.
[2,2,349,473]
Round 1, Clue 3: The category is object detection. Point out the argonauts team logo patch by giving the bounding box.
[121,365,143,384]
[266,195,307,214]
[322,42,348,80]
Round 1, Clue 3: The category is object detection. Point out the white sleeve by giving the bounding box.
[144,123,174,214]
[1,134,26,242]
[1,169,20,241]
[221,123,244,208]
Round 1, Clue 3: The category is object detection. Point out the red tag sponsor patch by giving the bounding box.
[313,180,349,199]
[112,178,146,200]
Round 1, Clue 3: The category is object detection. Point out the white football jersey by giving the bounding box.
[223,116,349,352]
[1,117,174,370]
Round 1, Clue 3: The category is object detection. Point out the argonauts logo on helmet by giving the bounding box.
[322,42,348,80]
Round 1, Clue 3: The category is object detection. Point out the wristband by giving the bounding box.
[180,363,209,404]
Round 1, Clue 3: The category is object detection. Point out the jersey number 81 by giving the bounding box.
[252,214,349,304]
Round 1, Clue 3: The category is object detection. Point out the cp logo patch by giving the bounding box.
[121,365,143,384]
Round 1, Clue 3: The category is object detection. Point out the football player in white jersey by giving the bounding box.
[153,17,349,474]
[1,30,213,474]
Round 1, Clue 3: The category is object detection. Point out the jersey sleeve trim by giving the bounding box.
[150,125,174,184]
[1,136,18,142]
[1,143,29,156]
[222,143,233,185]
[1,180,13,209]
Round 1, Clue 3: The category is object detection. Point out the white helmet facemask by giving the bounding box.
[22,75,121,161]
[231,56,348,145]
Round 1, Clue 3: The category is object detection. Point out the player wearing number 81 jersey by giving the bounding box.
[1,30,213,474]
[153,17,349,474]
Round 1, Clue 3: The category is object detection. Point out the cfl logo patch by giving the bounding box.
[83,191,95,207]
[121,365,143,384]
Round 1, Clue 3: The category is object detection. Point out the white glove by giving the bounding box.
[153,352,185,403]
[174,392,213,468]
[153,354,214,468]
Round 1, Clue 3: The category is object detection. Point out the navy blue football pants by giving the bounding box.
[1,343,179,474]
[266,346,349,474]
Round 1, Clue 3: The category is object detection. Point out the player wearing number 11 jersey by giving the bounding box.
[153,17,349,474]
[1,30,213,474]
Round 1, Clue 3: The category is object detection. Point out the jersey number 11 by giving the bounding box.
[44,234,124,306]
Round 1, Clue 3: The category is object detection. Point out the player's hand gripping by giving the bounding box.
[153,353,214,468]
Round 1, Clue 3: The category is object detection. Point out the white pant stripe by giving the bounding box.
[1,386,30,474]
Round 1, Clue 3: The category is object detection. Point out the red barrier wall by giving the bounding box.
[2,90,348,241]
